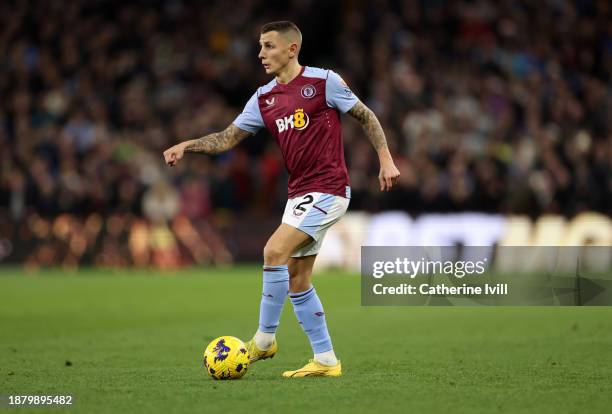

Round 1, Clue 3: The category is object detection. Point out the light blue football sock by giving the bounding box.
[289,286,333,354]
[258,265,289,334]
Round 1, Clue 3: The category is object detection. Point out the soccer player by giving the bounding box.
[163,21,400,377]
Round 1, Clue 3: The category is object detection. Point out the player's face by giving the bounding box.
[258,31,291,75]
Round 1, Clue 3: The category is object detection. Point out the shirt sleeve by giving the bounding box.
[232,92,264,134]
[325,70,359,113]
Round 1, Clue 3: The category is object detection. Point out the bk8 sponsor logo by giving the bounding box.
[275,108,309,133]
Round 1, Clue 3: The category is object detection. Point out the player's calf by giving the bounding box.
[249,224,313,358]
[289,271,312,292]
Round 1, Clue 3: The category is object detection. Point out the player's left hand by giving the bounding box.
[379,162,400,191]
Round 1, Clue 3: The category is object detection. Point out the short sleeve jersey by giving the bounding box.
[233,66,358,199]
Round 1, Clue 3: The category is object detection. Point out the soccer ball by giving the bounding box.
[203,336,250,380]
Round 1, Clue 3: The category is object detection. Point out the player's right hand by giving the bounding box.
[379,161,400,191]
[163,143,186,167]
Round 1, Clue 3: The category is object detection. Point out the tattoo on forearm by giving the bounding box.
[184,125,249,154]
[347,102,388,151]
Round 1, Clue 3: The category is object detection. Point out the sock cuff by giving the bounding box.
[263,265,289,283]
[289,287,315,304]
[289,286,314,298]
[263,265,288,271]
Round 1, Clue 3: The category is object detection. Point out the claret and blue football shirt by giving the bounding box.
[233,66,358,199]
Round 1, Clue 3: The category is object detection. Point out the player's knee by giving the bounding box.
[263,243,288,266]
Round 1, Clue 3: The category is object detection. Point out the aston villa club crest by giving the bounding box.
[300,84,316,99]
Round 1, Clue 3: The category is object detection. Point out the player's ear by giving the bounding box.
[288,42,298,58]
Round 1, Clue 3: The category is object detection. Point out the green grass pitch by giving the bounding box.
[1,266,611,413]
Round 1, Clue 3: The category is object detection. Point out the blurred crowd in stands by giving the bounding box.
[0,0,610,267]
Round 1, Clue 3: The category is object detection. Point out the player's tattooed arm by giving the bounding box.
[347,101,388,151]
[163,124,250,166]
[184,124,250,154]
[347,101,401,191]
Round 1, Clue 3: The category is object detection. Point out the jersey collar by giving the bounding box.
[276,65,305,87]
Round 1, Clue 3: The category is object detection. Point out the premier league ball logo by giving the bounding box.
[300,84,316,99]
